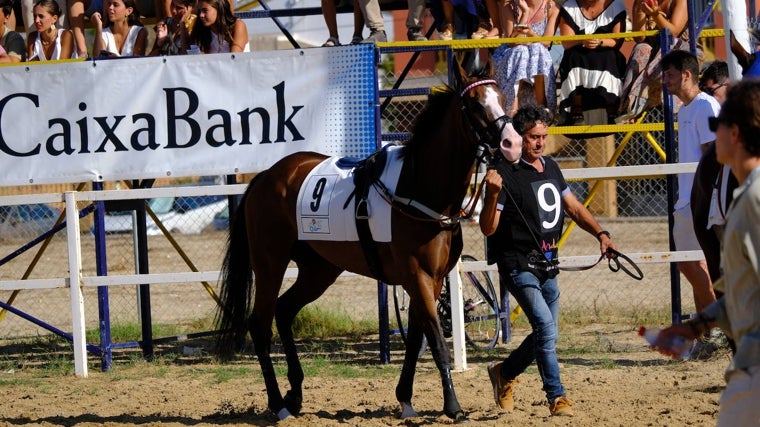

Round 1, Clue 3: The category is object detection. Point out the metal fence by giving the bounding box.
[0,53,692,346]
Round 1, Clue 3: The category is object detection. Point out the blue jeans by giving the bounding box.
[498,268,565,402]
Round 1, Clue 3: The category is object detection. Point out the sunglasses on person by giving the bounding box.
[708,116,731,132]
[701,82,727,96]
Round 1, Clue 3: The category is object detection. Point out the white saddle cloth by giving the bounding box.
[296,145,404,242]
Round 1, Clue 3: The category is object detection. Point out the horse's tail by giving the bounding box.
[214,176,259,361]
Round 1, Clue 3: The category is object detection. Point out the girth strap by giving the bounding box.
[351,149,390,282]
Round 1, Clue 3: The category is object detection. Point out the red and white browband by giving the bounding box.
[460,79,498,97]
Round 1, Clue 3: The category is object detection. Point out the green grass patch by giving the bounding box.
[289,305,378,339]
[208,365,257,384]
[85,321,213,343]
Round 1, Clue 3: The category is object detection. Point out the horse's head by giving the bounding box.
[454,56,522,163]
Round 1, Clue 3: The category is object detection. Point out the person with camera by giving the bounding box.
[149,0,195,55]
[480,106,617,417]
[616,0,691,123]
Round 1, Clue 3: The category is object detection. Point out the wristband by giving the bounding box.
[596,230,611,239]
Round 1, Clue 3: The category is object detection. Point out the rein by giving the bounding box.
[560,248,644,280]
[371,79,506,226]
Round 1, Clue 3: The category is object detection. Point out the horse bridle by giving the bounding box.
[371,79,513,226]
[459,79,512,164]
[457,79,513,218]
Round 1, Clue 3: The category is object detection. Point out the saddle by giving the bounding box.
[341,147,391,282]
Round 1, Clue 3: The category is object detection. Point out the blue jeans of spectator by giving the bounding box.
[498,268,565,402]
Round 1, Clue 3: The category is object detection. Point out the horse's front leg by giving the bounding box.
[425,315,465,421]
[396,297,466,422]
[395,304,425,418]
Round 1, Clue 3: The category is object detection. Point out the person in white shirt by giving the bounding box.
[26,0,74,60]
[92,0,147,57]
[660,50,721,358]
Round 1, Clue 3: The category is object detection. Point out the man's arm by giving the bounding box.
[562,191,616,254]
[480,169,502,236]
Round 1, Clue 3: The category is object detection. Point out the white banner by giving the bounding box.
[0,45,378,186]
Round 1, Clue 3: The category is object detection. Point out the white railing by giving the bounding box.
[0,161,702,375]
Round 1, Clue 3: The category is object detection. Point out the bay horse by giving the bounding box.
[690,143,737,283]
[214,56,522,421]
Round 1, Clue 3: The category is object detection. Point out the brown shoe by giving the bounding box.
[487,362,517,411]
[549,396,575,416]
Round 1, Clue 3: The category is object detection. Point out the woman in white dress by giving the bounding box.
[26,0,74,61]
[92,0,147,57]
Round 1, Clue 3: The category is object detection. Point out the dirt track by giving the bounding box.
[0,326,729,426]
[0,218,730,426]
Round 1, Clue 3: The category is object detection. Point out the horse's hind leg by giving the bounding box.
[247,238,293,419]
[275,254,343,416]
[247,272,290,419]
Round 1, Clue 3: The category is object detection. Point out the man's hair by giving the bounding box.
[512,106,552,135]
[0,0,12,16]
[700,61,729,86]
[662,50,700,83]
[721,78,760,156]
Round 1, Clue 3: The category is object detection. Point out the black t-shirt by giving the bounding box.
[486,156,569,279]
[1,29,26,61]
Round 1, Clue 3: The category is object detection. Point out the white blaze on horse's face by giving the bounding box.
[480,85,522,163]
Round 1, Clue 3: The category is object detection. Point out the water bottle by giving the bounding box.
[638,326,694,359]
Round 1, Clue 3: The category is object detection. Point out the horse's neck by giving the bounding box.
[397,135,475,214]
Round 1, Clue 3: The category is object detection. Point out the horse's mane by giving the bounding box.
[403,64,490,157]
[404,87,458,152]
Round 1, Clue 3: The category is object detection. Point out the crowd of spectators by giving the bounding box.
[0,0,732,123]
[314,0,725,125]
[0,0,246,57]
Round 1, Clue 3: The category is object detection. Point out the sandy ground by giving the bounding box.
[0,326,730,427]
[0,220,730,426]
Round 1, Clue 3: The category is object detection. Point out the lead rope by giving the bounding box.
[501,182,643,280]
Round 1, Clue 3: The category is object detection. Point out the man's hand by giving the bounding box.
[599,234,618,258]
[483,169,503,198]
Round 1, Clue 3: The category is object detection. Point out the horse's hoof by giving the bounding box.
[284,391,303,416]
[398,402,418,419]
[276,408,293,420]
[452,411,468,423]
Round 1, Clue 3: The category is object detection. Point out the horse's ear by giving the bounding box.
[452,53,470,89]
[483,54,495,78]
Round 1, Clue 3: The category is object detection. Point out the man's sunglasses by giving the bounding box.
[701,82,727,96]
[708,116,730,132]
